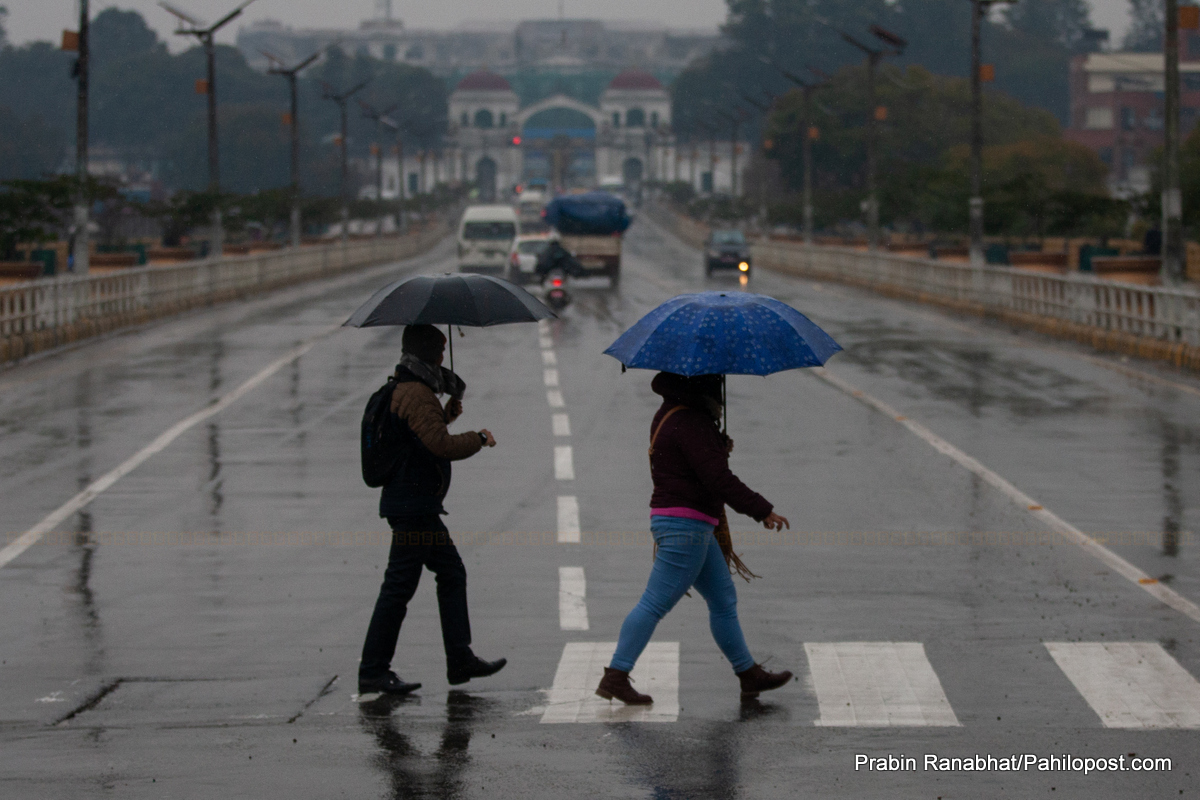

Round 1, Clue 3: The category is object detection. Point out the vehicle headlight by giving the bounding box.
[738,262,750,272]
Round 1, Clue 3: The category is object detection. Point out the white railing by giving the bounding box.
[0,225,448,343]
[754,241,1200,347]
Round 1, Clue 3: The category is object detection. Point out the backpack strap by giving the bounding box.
[648,405,687,459]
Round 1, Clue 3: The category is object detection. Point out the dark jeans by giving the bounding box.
[359,515,472,680]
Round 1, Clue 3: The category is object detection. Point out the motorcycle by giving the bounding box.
[536,239,582,312]
[543,267,571,311]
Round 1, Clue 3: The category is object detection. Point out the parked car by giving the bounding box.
[507,234,552,284]
[704,229,752,277]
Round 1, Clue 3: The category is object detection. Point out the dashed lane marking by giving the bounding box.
[552,413,571,437]
[0,325,340,569]
[558,566,589,630]
[542,350,557,366]
[544,368,560,387]
[554,445,575,480]
[805,642,960,727]
[557,496,581,543]
[812,367,1200,626]
[546,390,565,408]
[1046,642,1200,729]
[539,336,553,349]
[541,642,679,723]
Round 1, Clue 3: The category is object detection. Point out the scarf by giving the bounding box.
[397,353,466,401]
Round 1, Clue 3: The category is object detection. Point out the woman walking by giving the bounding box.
[596,372,793,705]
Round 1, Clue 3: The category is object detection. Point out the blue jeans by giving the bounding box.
[610,516,755,673]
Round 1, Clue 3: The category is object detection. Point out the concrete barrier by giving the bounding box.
[0,223,449,366]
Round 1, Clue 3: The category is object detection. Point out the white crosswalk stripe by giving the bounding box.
[552,413,571,436]
[556,496,581,543]
[554,445,575,480]
[1046,642,1200,729]
[541,642,679,723]
[805,642,960,727]
[558,567,588,630]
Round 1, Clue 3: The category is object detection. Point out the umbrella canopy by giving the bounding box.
[603,291,841,376]
[343,273,555,329]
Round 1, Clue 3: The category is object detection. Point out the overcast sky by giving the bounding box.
[4,0,1135,50]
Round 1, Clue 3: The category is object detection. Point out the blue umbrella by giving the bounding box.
[603,291,841,377]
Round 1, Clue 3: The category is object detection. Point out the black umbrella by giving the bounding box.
[343,273,556,368]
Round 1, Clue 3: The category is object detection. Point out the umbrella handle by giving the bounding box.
[722,375,727,436]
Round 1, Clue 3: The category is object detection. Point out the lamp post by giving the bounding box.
[159,1,258,259]
[841,24,907,251]
[759,57,832,244]
[379,114,406,235]
[70,0,90,274]
[360,100,399,236]
[265,50,320,248]
[321,79,371,243]
[1164,0,1185,284]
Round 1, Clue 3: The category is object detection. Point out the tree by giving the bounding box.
[1005,0,1096,52]
[0,5,8,49]
[0,177,74,258]
[0,106,64,179]
[1124,0,1164,52]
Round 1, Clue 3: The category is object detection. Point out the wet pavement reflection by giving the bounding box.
[358,691,494,800]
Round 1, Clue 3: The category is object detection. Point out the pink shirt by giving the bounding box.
[650,506,720,526]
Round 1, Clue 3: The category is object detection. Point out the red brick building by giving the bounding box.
[1066,51,1200,196]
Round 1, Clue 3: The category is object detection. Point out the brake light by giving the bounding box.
[552,277,563,287]
[510,252,520,266]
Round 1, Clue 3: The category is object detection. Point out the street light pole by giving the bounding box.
[73,0,90,275]
[160,1,258,259]
[266,50,320,249]
[759,58,830,244]
[969,0,985,267]
[1164,0,1185,284]
[360,101,398,237]
[321,80,370,243]
[842,25,906,251]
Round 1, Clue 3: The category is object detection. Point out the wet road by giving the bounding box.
[2,219,1200,798]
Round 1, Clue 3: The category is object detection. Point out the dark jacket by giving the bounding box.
[647,372,773,522]
[380,367,482,518]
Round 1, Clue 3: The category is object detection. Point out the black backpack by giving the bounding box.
[361,377,407,488]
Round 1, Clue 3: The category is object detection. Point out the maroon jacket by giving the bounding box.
[647,373,773,522]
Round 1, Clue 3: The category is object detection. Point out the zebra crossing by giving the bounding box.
[537,638,1200,728]
[532,323,1200,732]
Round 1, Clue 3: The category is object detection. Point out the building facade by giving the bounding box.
[1066,51,1200,196]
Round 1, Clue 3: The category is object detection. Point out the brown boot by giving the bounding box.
[736,664,793,699]
[595,667,653,705]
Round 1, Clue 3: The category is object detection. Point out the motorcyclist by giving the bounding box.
[535,238,584,282]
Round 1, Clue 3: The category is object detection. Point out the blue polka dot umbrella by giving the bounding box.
[604,291,841,377]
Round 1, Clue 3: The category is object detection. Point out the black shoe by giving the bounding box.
[447,655,507,686]
[358,671,421,696]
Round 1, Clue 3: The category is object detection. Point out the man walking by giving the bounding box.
[358,324,506,696]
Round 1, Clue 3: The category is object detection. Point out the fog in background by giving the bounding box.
[4,0,727,50]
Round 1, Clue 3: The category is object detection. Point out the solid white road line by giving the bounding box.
[552,413,571,437]
[542,350,557,366]
[558,566,589,630]
[1045,642,1200,729]
[554,445,575,480]
[813,367,1200,626]
[544,368,560,387]
[557,496,581,543]
[805,642,960,727]
[546,390,565,408]
[0,325,339,569]
[541,642,679,723]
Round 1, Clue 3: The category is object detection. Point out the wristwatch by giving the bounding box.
[478,431,487,445]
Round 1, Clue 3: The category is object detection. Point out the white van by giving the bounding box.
[457,205,519,274]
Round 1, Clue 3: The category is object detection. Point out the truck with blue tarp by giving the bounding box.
[543,191,632,285]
